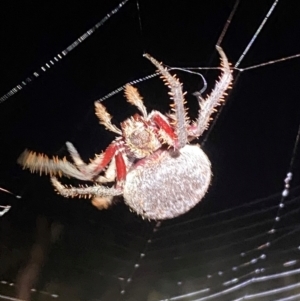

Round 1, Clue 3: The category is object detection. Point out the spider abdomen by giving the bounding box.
[123,145,212,220]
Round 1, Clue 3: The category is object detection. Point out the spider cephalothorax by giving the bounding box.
[18,46,233,220]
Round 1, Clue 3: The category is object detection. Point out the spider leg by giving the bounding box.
[144,53,188,149]
[93,155,133,184]
[50,143,127,209]
[65,141,106,177]
[94,102,122,135]
[124,84,147,118]
[17,149,91,181]
[114,145,127,189]
[67,140,127,180]
[18,140,123,182]
[50,176,122,197]
[188,46,233,139]
[50,176,122,209]
[94,157,116,183]
[148,111,177,147]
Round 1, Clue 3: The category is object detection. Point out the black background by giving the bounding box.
[0,1,300,300]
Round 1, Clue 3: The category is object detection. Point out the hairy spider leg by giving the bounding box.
[68,140,127,187]
[94,84,149,135]
[143,54,189,150]
[114,144,127,189]
[17,149,92,181]
[188,46,233,140]
[50,140,127,204]
[50,176,122,206]
[124,84,148,118]
[94,102,122,135]
[49,141,127,208]
[18,138,127,188]
[148,111,178,148]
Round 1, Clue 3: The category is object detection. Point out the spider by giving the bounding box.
[18,46,232,220]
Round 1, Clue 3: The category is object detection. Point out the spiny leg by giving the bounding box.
[66,140,130,181]
[64,147,117,183]
[94,102,122,135]
[148,111,177,147]
[124,84,147,118]
[17,149,91,181]
[50,177,122,209]
[66,141,105,177]
[189,46,233,139]
[144,53,188,149]
[18,140,122,182]
[50,177,122,198]
[94,157,116,183]
[50,145,127,209]
[67,140,123,179]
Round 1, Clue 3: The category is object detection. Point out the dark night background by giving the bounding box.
[0,1,300,300]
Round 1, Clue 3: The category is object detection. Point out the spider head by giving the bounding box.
[121,114,161,158]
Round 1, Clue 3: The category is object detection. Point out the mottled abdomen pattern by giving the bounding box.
[124,145,211,219]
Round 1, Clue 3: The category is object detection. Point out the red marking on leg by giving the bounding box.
[94,143,117,173]
[115,151,126,186]
[152,113,177,141]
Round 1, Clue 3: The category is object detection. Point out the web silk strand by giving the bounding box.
[0,0,130,104]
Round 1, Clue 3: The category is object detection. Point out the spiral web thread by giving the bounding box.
[1,0,300,300]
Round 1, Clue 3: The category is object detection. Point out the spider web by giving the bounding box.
[0,0,300,301]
